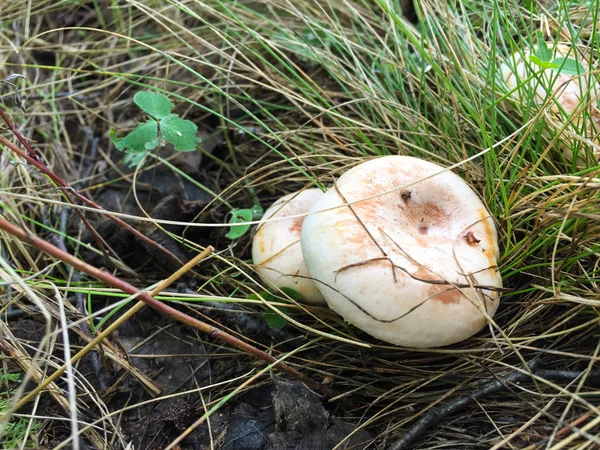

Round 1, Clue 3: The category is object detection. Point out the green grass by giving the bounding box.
[1,0,599,448]
[0,371,39,448]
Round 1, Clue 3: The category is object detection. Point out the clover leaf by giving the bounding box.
[111,91,200,167]
[226,208,253,239]
[528,54,559,70]
[534,33,553,62]
[134,91,174,119]
[110,120,158,153]
[550,57,586,76]
[161,114,198,151]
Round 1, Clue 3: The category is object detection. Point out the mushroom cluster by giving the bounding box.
[501,42,600,163]
[252,189,326,305]
[252,156,503,347]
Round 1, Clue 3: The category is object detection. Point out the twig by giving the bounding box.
[387,360,540,450]
[0,109,129,270]
[521,411,595,450]
[535,369,600,383]
[0,217,343,410]
[0,107,189,272]
[0,262,162,396]
[387,362,600,450]
[4,246,212,415]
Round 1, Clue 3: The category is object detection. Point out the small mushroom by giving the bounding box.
[252,189,326,305]
[501,42,600,163]
[301,156,502,347]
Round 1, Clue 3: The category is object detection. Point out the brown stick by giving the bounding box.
[0,217,340,408]
[0,108,187,270]
[7,247,213,412]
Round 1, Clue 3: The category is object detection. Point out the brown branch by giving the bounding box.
[384,361,600,450]
[0,108,39,159]
[6,247,214,413]
[0,107,188,272]
[0,115,127,269]
[0,217,342,408]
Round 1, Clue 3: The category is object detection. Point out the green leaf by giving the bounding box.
[0,372,20,383]
[279,287,303,301]
[248,290,274,302]
[528,55,559,70]
[265,306,289,329]
[247,290,289,329]
[535,34,552,62]
[134,91,173,119]
[160,114,198,151]
[110,120,158,153]
[226,208,253,239]
[248,288,302,303]
[550,57,586,76]
[251,202,264,219]
[145,136,160,150]
[123,151,147,168]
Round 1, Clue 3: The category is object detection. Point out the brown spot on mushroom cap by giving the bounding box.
[464,231,480,245]
[403,202,449,229]
[411,264,440,282]
[427,285,462,305]
[350,194,385,222]
[478,209,493,242]
[351,192,451,247]
[478,208,499,265]
[288,218,303,236]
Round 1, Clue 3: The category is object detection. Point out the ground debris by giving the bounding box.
[222,377,371,450]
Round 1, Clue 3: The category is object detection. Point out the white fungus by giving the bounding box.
[252,189,326,305]
[501,42,600,163]
[300,156,502,347]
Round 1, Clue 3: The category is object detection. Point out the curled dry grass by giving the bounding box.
[1,0,600,448]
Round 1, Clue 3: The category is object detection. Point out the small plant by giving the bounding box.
[528,32,586,75]
[226,208,254,239]
[0,370,40,448]
[111,91,259,239]
[248,288,303,329]
[110,91,200,167]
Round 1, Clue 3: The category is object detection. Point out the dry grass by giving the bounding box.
[1,0,600,448]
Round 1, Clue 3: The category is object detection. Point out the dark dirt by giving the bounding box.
[10,311,371,449]
[216,378,373,450]
[79,145,225,279]
[7,116,373,450]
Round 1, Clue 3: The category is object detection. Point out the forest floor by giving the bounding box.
[1,1,600,449]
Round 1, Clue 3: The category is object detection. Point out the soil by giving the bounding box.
[11,311,372,449]
[5,146,373,449]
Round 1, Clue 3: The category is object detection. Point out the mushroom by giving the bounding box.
[300,156,502,347]
[501,42,600,163]
[252,189,326,305]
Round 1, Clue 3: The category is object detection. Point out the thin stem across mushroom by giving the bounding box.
[252,189,326,305]
[300,156,502,348]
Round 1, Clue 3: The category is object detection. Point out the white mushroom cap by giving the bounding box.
[300,156,502,347]
[501,43,600,163]
[252,189,326,305]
